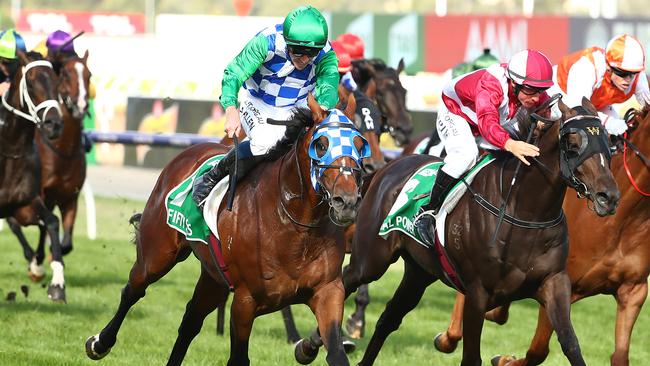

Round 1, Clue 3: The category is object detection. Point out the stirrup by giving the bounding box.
[414,208,436,224]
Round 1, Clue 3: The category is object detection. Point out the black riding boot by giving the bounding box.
[192,148,237,206]
[192,144,268,206]
[414,169,459,246]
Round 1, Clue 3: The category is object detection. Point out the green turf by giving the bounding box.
[0,196,648,365]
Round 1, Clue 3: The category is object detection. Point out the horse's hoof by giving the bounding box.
[85,334,111,360]
[47,284,66,303]
[345,317,364,339]
[433,332,457,353]
[61,244,73,256]
[294,338,318,365]
[28,270,45,282]
[491,355,516,366]
[343,339,356,354]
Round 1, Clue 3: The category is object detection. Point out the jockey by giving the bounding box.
[415,49,557,245]
[192,5,339,206]
[0,29,27,95]
[331,40,381,138]
[548,34,649,136]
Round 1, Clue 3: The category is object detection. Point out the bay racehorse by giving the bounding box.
[85,94,366,366]
[434,106,650,366]
[7,51,91,281]
[352,58,412,146]
[296,97,620,365]
[0,51,65,301]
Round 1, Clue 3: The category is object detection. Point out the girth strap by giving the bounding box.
[207,234,234,292]
[463,182,565,229]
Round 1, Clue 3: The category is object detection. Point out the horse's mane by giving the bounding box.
[24,51,45,61]
[264,108,314,160]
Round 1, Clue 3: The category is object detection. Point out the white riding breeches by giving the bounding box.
[239,94,298,156]
[436,103,479,179]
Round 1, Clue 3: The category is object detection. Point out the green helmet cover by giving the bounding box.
[0,30,18,59]
[451,62,473,78]
[473,48,499,70]
[283,5,328,49]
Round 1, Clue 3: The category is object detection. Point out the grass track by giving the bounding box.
[0,196,648,365]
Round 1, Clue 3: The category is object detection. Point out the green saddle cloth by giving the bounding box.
[165,154,225,244]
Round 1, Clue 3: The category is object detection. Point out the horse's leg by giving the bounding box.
[492,305,553,366]
[434,292,464,353]
[5,217,44,281]
[345,283,369,339]
[485,302,511,325]
[611,282,648,366]
[32,223,48,281]
[85,224,186,360]
[358,260,434,366]
[227,290,257,366]
[167,266,229,366]
[58,198,79,255]
[31,202,65,302]
[460,285,488,366]
[537,272,585,366]
[306,281,349,366]
[282,306,302,344]
[216,298,227,336]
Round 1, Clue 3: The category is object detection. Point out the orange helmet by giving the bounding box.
[605,34,645,72]
[336,33,365,60]
[330,40,352,73]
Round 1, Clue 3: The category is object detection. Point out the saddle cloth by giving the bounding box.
[165,155,229,244]
[378,154,495,248]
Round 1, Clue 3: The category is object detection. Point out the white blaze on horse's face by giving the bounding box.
[74,61,88,112]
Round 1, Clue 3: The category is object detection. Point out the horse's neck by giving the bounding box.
[278,146,328,225]
[51,110,82,152]
[1,87,36,149]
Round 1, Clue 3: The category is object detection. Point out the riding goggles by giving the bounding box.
[288,45,321,58]
[610,67,638,79]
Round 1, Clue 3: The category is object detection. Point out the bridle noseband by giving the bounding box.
[1,60,62,126]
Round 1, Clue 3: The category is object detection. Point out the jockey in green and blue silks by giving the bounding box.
[192,5,340,207]
[0,29,27,85]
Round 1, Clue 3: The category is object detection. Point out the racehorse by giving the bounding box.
[0,51,65,301]
[295,97,620,366]
[352,58,412,147]
[434,106,650,366]
[7,51,91,281]
[85,94,366,366]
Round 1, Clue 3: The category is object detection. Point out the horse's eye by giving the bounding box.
[315,139,328,157]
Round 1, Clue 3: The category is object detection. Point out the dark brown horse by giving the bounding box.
[296,97,620,366]
[352,58,412,146]
[0,51,65,301]
[85,94,366,366]
[434,106,650,366]
[7,52,91,281]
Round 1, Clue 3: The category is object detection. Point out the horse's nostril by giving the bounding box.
[332,196,345,208]
[364,164,375,173]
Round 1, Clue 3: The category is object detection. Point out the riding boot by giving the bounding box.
[192,147,237,206]
[414,169,459,246]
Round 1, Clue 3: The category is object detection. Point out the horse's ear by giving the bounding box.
[307,93,326,123]
[16,50,29,66]
[558,99,571,118]
[365,78,377,99]
[581,96,598,116]
[337,84,349,109]
[397,58,405,74]
[343,93,356,121]
[82,50,89,64]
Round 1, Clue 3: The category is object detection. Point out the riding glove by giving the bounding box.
[605,117,628,136]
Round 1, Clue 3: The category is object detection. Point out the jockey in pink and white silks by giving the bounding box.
[192,5,339,206]
[547,34,650,136]
[415,49,559,245]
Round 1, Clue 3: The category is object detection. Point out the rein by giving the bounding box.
[622,133,650,196]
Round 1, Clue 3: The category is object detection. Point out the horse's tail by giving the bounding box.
[129,213,142,245]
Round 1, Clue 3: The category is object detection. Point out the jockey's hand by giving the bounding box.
[224,106,242,138]
[0,81,9,96]
[605,117,628,136]
[504,138,540,166]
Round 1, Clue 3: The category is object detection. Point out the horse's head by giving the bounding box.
[1,51,63,139]
[528,96,619,216]
[302,94,370,225]
[57,50,91,120]
[352,59,413,146]
[337,84,385,174]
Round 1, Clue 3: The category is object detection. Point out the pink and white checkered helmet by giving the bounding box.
[506,49,554,89]
[606,34,645,72]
